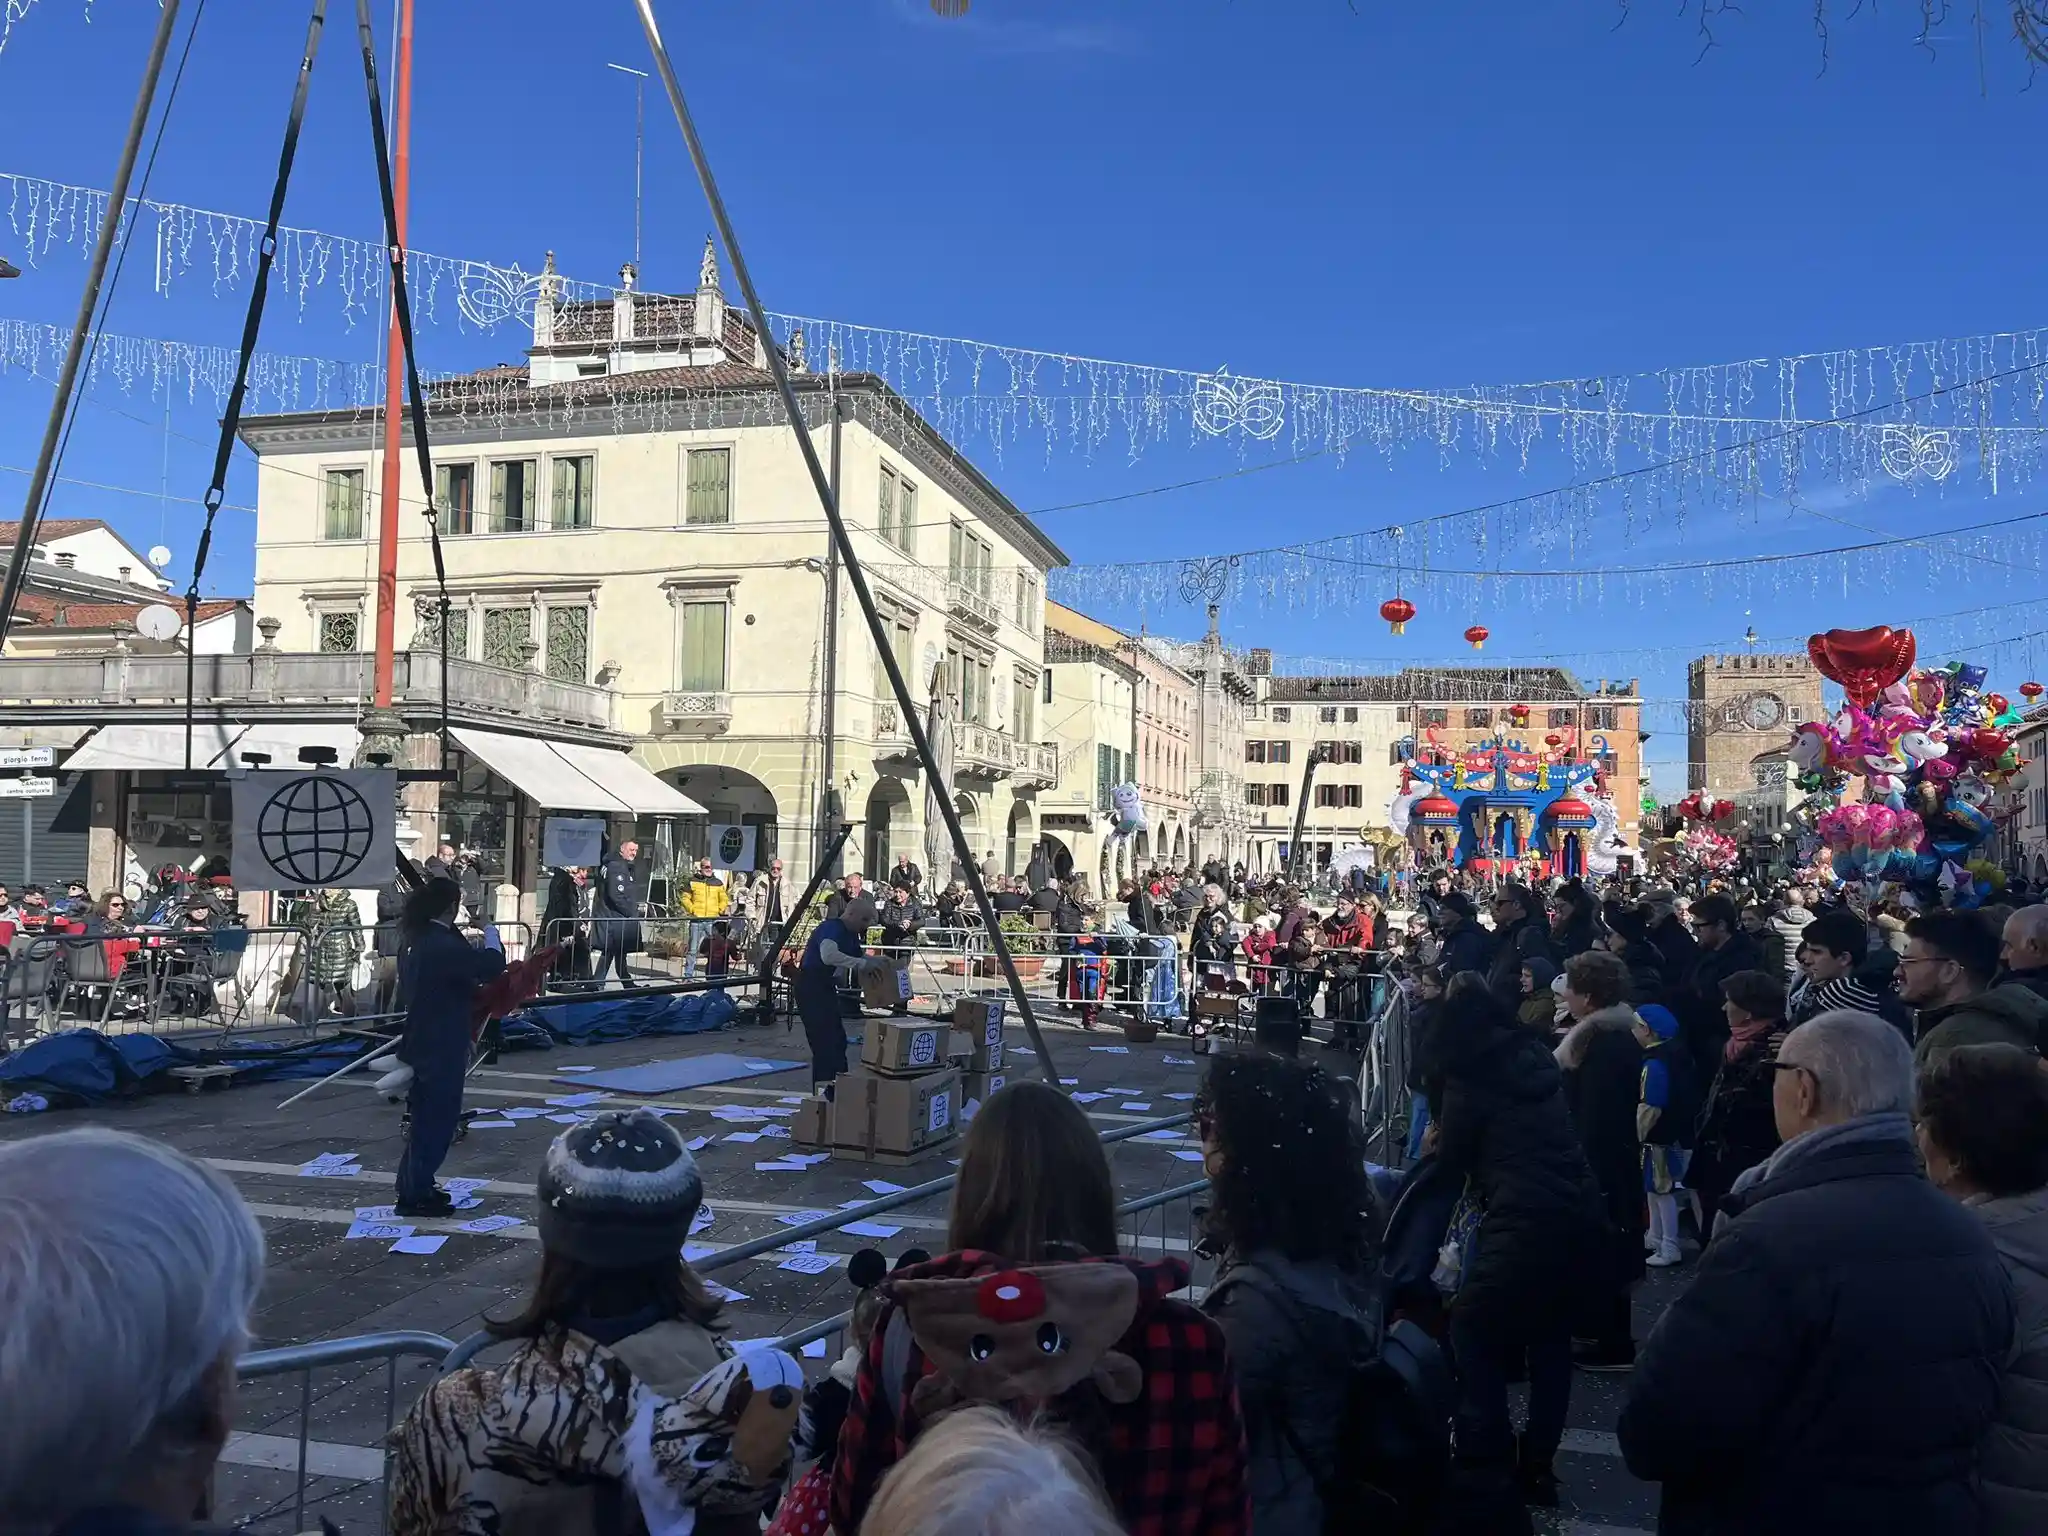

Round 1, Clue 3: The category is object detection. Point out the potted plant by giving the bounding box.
[985,911,1046,981]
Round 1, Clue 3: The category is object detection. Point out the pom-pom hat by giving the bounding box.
[538,1108,704,1269]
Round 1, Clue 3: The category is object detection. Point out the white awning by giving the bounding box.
[451,729,704,816]
[62,722,360,772]
[552,741,705,815]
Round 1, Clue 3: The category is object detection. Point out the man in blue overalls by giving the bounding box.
[394,876,506,1217]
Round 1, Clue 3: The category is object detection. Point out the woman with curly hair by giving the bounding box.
[1198,1054,1377,1534]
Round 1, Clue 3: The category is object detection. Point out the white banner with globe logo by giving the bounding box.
[230,770,397,892]
[708,823,756,873]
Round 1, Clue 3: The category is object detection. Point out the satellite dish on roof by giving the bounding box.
[147,545,172,569]
[135,604,183,643]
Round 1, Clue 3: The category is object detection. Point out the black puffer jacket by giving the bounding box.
[1619,1127,2016,1536]
[1680,929,1764,1078]
[1425,987,1605,1329]
[1557,1003,1650,1279]
[1437,920,1490,981]
[1484,914,1556,1006]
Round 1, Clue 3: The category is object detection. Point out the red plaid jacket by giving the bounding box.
[829,1249,1248,1536]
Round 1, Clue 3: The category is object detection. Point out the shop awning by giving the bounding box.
[551,741,705,815]
[451,729,704,816]
[62,722,360,772]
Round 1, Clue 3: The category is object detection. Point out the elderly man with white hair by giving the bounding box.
[1619,1011,2015,1536]
[0,1128,264,1534]
[2000,904,2048,1004]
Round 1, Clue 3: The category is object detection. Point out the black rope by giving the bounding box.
[354,0,451,768]
[184,0,327,770]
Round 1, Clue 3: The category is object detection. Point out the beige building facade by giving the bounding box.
[1040,604,1138,887]
[240,249,1065,899]
[1239,674,1406,875]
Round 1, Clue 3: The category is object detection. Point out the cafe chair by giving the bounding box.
[1,937,59,1043]
[53,936,154,1029]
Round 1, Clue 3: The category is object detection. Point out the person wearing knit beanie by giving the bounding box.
[538,1108,706,1269]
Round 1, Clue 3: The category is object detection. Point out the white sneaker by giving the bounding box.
[1644,1233,1660,1253]
[1647,1242,1683,1268]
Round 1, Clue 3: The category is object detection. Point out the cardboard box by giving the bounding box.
[952,995,1007,1046]
[861,1017,950,1076]
[831,1066,960,1157]
[792,1095,832,1148]
[859,963,912,1010]
[950,1028,1005,1073]
[962,1068,1007,1111]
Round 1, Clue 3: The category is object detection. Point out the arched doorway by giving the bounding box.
[1171,825,1187,866]
[865,778,912,881]
[1560,831,1583,878]
[1006,801,1034,877]
[663,765,778,867]
[945,791,983,880]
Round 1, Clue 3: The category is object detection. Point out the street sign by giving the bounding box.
[0,777,55,799]
[0,747,54,770]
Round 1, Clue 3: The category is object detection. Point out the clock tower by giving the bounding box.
[1687,653,1827,801]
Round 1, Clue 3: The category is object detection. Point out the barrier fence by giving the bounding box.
[225,1112,1208,1533]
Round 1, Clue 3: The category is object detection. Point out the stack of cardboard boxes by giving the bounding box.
[792,993,1013,1163]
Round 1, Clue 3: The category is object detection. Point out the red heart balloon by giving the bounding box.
[1807,626,1917,708]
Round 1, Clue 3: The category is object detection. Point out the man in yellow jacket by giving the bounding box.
[680,856,730,980]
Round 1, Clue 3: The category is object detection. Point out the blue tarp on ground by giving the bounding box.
[504,989,739,1046]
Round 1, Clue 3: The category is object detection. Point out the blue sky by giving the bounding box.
[2,0,2044,789]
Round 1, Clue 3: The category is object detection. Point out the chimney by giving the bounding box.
[613,262,637,345]
[531,251,559,350]
[118,565,131,583]
[693,235,725,343]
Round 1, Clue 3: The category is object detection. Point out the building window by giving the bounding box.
[1269,740,1291,764]
[896,478,918,554]
[1269,782,1289,807]
[1315,784,1362,809]
[551,456,594,530]
[545,605,590,683]
[1246,741,1267,763]
[1590,705,1617,729]
[948,521,992,597]
[1097,743,1115,813]
[1466,708,1493,728]
[685,447,732,526]
[1420,707,1447,727]
[322,469,364,541]
[1549,708,1575,728]
[1042,669,1053,704]
[677,600,728,691]
[488,459,537,532]
[1272,707,1291,723]
[1245,783,1266,807]
[413,601,469,659]
[1013,670,1036,739]
[482,607,531,670]
[871,606,915,703]
[1343,707,1358,723]
[1014,572,1039,632]
[318,610,360,653]
[878,465,897,546]
[1319,706,1338,723]
[434,463,475,535]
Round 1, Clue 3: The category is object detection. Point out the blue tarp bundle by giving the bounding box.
[504,989,739,1046]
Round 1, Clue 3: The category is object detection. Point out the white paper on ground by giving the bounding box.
[1166,1092,1196,1101]
[778,1253,837,1274]
[466,1119,516,1129]
[755,1160,808,1172]
[794,1152,831,1165]
[1059,1078,1080,1085]
[778,1095,806,1105]
[502,1108,544,1120]
[1089,1045,1131,1054]
[546,1091,608,1108]
[685,1136,712,1152]
[1121,1102,1152,1111]
[1173,1150,1206,1162]
[1141,1128,1181,1141]
[353,1204,396,1220]
[742,1061,780,1071]
[862,1179,907,1195]
[547,1113,582,1124]
[458,1215,525,1234]
[557,1065,596,1073]
[443,1178,489,1194]
[780,1239,818,1254]
[1070,1091,1108,1103]
[777,1210,833,1227]
[839,1199,869,1209]
[723,1131,764,1143]
[1163,1055,1197,1065]
[390,1234,448,1255]
[801,1339,828,1358]
[683,1242,720,1261]
[690,1205,716,1233]
[842,1220,903,1239]
[303,1151,357,1168]
[451,1196,483,1210]
[760,1126,792,1139]
[298,1163,362,1177]
[344,1220,414,1241]
[707,1282,749,1302]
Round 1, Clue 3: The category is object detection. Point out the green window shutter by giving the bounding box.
[678,602,728,691]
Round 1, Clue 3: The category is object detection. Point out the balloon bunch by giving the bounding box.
[1812,803,1925,879]
[1776,625,2032,902]
[1675,792,1735,824]
[1675,824,1740,874]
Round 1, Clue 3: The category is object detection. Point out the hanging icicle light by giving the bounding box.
[1379,595,1416,635]
[931,0,970,14]
[1463,624,1490,651]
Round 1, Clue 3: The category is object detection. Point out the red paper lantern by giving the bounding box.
[1544,732,1563,748]
[1508,703,1531,725]
[1806,626,1917,709]
[2022,682,2044,703]
[1463,624,1489,651]
[1380,596,1417,635]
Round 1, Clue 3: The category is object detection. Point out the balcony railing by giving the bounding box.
[0,649,615,733]
[946,579,1000,631]
[659,690,734,735]
[868,705,1057,789]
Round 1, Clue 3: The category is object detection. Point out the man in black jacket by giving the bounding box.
[1436,891,1491,979]
[1679,893,1762,1079]
[1619,1009,2013,1536]
[888,853,922,894]
[1641,887,1698,983]
[1996,904,2048,1001]
[1483,881,1555,1005]
[592,841,641,988]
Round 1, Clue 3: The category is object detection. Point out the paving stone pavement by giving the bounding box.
[0,995,1683,1534]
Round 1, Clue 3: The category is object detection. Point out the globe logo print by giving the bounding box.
[257,776,377,886]
[718,825,746,865]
